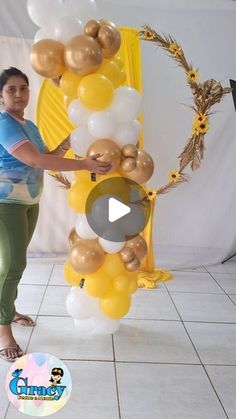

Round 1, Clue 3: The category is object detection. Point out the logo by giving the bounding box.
[5,353,72,417]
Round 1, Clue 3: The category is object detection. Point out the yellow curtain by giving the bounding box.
[36,27,172,288]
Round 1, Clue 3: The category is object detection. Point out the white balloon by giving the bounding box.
[68,99,91,125]
[92,311,120,335]
[65,287,98,319]
[70,126,94,156]
[98,237,125,254]
[73,317,95,335]
[88,111,116,139]
[54,16,83,44]
[75,213,98,240]
[113,123,138,147]
[109,87,142,123]
[60,0,98,22]
[34,27,55,43]
[27,0,64,27]
[132,119,141,136]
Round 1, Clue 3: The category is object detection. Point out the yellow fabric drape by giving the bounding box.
[36,27,172,288]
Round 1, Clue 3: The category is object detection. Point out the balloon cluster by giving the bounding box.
[27,0,155,334]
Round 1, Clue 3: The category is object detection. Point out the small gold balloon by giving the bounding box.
[122,144,138,158]
[69,240,104,274]
[98,25,121,59]
[30,39,66,78]
[121,157,137,172]
[126,235,148,260]
[99,19,116,28]
[124,149,154,184]
[84,20,101,38]
[68,228,80,247]
[64,35,103,76]
[125,256,141,272]
[50,75,62,87]
[120,247,135,263]
[87,139,121,172]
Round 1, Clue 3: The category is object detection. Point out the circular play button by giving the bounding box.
[85,177,151,242]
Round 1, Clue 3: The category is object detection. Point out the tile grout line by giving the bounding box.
[206,271,236,306]
[164,282,230,419]
[112,335,122,419]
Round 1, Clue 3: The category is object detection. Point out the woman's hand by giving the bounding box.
[83,154,112,174]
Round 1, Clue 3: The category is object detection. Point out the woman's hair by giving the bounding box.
[0,67,29,91]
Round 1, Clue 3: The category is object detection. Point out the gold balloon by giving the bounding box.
[125,256,141,271]
[121,157,137,172]
[69,240,105,274]
[98,26,121,59]
[68,228,80,247]
[64,35,103,76]
[50,76,62,87]
[122,144,138,158]
[84,20,101,37]
[126,235,148,260]
[87,139,121,172]
[99,19,116,28]
[30,39,66,78]
[124,149,154,184]
[120,247,135,263]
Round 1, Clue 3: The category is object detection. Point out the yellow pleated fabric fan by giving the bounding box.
[36,27,172,288]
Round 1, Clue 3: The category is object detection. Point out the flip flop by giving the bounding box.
[0,345,23,362]
[12,314,35,327]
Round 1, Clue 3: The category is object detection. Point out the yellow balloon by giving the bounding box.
[113,274,130,293]
[78,74,114,111]
[113,54,124,69]
[63,95,74,108]
[100,291,131,319]
[102,254,125,277]
[60,70,82,98]
[64,260,81,286]
[127,275,138,294]
[84,269,112,297]
[67,179,94,213]
[119,69,127,85]
[96,59,121,88]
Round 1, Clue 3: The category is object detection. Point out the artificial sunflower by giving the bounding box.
[168,170,181,183]
[168,42,182,57]
[187,68,200,83]
[147,188,158,201]
[193,113,208,126]
[192,119,209,135]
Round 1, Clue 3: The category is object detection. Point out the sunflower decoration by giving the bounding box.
[138,24,231,195]
[147,188,158,201]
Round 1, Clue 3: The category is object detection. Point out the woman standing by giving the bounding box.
[0,67,111,362]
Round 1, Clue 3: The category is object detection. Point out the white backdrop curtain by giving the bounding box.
[0,3,236,269]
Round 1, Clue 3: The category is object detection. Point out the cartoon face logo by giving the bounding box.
[49,368,64,386]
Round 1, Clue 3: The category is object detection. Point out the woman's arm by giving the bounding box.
[11,142,111,174]
[46,135,71,157]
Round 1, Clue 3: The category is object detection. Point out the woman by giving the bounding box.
[0,67,111,362]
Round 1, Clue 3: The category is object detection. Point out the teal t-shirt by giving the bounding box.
[0,112,46,204]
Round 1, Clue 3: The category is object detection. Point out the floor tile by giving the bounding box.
[230,295,236,304]
[27,316,114,361]
[15,285,46,316]
[114,319,199,364]
[20,263,53,285]
[49,264,69,287]
[116,363,227,419]
[165,271,223,294]
[171,292,236,322]
[206,365,236,419]
[38,286,69,316]
[206,262,236,274]
[185,322,236,365]
[210,273,236,294]
[5,361,119,419]
[0,359,10,417]
[126,289,180,320]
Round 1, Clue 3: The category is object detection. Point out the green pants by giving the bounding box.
[0,203,39,325]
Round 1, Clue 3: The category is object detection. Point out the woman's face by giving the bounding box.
[1,76,29,114]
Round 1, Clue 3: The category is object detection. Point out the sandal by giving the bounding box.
[0,345,23,362]
[12,313,35,327]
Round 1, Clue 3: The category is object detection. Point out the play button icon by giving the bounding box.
[85,177,151,242]
[108,197,131,222]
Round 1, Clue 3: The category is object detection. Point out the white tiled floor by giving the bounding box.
[1,258,236,419]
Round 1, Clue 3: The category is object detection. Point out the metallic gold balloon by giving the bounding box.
[98,26,121,58]
[87,139,121,172]
[122,144,138,158]
[125,256,141,272]
[84,20,101,38]
[99,19,116,28]
[64,35,103,76]
[121,157,137,172]
[30,39,66,78]
[69,240,105,274]
[126,235,148,260]
[68,228,80,247]
[124,149,154,184]
[120,247,135,263]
